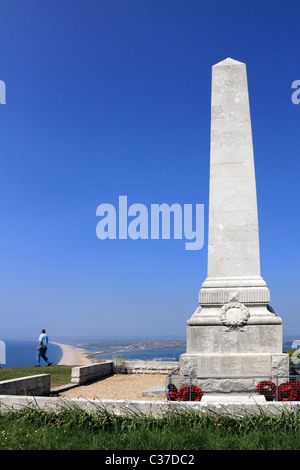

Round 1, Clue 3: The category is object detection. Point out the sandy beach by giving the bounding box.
[51,342,94,366]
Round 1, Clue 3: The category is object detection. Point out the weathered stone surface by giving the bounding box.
[186,324,283,354]
[71,362,113,385]
[272,354,290,376]
[180,353,276,377]
[0,394,299,418]
[124,360,178,375]
[142,385,166,397]
[0,374,50,396]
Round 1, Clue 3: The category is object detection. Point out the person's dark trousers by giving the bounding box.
[36,347,51,366]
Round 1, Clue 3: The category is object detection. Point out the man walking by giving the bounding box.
[36,329,52,366]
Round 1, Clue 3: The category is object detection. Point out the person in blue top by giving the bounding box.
[36,329,52,366]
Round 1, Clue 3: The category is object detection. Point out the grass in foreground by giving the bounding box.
[0,366,72,388]
[0,405,299,450]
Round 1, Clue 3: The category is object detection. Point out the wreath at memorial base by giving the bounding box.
[290,380,300,400]
[257,380,300,401]
[166,384,204,401]
[177,385,203,401]
[278,382,298,402]
[256,380,276,398]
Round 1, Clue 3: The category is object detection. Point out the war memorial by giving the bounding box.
[179,58,289,391]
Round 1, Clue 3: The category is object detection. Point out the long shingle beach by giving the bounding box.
[51,342,94,366]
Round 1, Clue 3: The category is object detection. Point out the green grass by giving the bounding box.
[0,405,299,450]
[0,366,72,388]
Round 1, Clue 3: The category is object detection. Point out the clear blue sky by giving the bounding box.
[0,0,299,340]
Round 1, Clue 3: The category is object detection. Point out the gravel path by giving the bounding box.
[59,374,167,401]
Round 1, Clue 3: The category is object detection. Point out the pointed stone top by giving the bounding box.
[213,57,245,67]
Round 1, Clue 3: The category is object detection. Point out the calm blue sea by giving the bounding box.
[0,340,63,368]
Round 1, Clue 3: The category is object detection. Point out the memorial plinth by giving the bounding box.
[179,58,289,384]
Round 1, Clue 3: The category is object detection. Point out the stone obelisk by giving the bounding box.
[179,58,289,385]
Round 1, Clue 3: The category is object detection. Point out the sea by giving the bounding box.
[0,336,297,368]
[0,340,63,368]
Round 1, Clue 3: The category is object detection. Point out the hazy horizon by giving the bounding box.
[2,334,299,346]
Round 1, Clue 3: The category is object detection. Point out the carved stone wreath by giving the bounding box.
[219,302,250,330]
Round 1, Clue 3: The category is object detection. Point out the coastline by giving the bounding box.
[50,342,94,366]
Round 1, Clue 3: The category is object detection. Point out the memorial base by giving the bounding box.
[179,304,290,390]
[179,351,289,378]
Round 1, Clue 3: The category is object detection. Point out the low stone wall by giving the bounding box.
[0,394,299,418]
[71,361,113,385]
[124,360,179,375]
[70,360,178,385]
[0,374,50,396]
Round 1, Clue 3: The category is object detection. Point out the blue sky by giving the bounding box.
[0,0,299,340]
